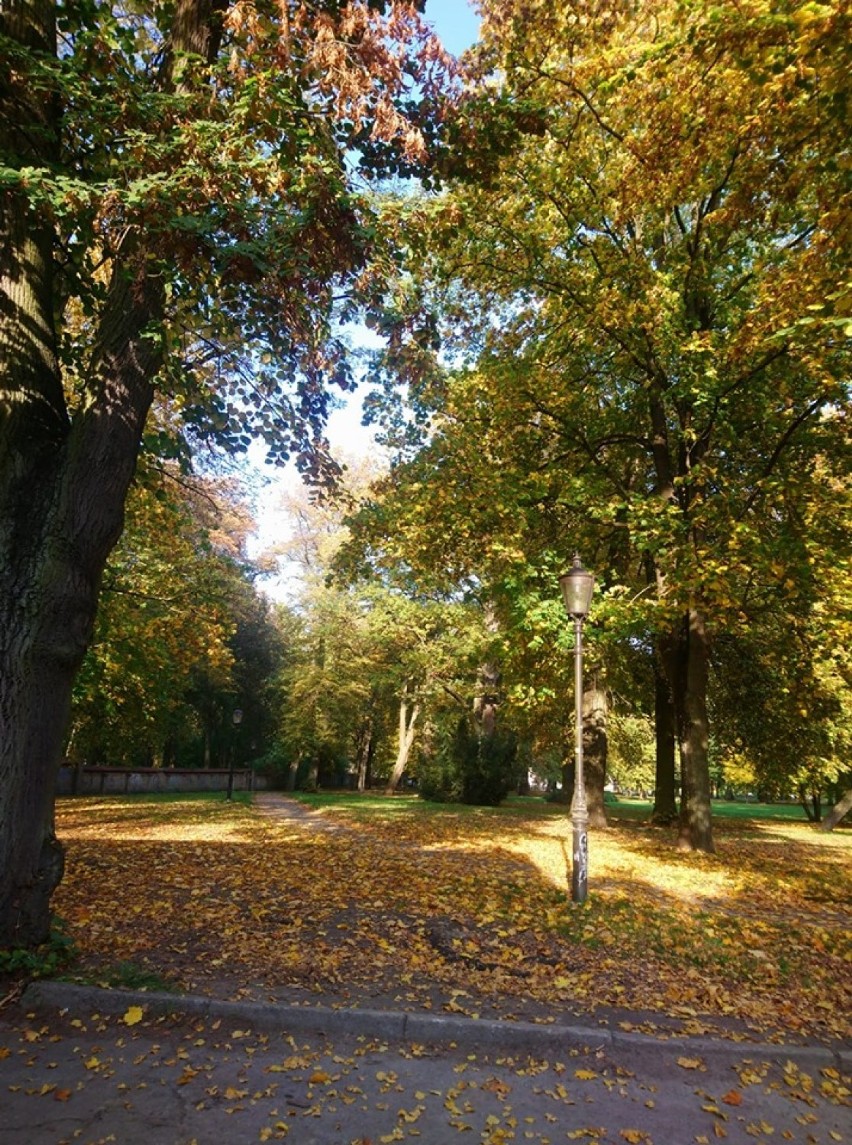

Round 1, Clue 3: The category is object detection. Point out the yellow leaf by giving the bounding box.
[398,1106,423,1123]
[122,1006,145,1027]
[620,1131,647,1143]
[677,1057,704,1070]
[574,1069,598,1080]
[309,1070,330,1084]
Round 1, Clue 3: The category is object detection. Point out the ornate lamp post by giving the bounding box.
[227,708,243,802]
[559,556,595,904]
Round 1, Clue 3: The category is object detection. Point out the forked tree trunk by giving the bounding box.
[385,685,419,794]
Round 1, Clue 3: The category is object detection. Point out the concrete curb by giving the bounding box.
[20,981,850,1073]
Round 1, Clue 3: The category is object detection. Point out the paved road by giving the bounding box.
[1,982,848,1145]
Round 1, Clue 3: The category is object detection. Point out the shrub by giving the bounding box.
[419,718,519,806]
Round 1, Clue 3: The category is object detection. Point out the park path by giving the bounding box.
[252,791,351,833]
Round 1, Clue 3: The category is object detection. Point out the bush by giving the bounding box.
[0,916,76,981]
[254,742,293,790]
[419,718,519,806]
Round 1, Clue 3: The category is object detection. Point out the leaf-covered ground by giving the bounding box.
[51,794,851,1047]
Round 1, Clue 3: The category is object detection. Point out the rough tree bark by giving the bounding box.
[0,0,221,948]
[582,680,608,830]
[651,638,678,825]
[671,609,715,853]
[649,391,715,854]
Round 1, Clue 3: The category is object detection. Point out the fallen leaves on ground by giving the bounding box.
[50,794,852,1044]
[1,1006,849,1145]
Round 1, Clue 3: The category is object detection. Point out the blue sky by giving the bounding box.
[423,0,480,56]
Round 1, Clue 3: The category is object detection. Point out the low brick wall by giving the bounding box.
[57,766,266,795]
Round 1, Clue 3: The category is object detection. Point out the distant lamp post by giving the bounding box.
[559,555,595,904]
[227,708,243,802]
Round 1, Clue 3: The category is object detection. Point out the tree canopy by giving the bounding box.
[0,0,454,946]
[347,0,851,848]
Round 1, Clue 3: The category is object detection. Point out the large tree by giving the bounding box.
[357,0,850,853]
[0,0,451,946]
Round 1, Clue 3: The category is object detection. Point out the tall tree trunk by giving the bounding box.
[0,0,218,948]
[652,640,678,824]
[304,755,319,792]
[582,680,608,829]
[0,0,68,950]
[672,608,715,853]
[798,785,821,823]
[286,758,299,792]
[355,716,375,793]
[385,685,419,794]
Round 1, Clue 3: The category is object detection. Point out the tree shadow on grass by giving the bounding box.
[51,797,851,1047]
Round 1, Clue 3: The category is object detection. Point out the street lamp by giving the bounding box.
[559,555,595,904]
[227,708,243,802]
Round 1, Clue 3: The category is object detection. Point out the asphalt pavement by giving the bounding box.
[0,981,848,1145]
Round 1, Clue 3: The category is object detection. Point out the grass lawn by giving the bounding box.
[291,790,819,824]
[45,791,851,1046]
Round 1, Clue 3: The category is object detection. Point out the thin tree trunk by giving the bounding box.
[355,717,374,793]
[385,686,419,794]
[286,758,299,792]
[799,786,821,822]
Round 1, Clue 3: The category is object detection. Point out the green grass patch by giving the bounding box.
[287,789,814,826]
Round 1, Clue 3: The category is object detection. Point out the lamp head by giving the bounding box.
[559,555,594,619]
